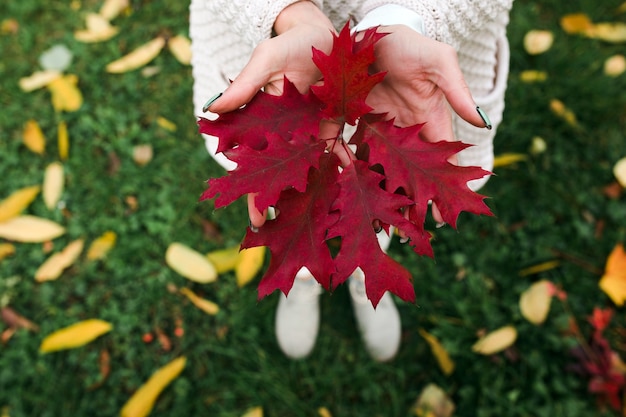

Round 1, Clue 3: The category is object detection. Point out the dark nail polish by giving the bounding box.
[202,92,223,112]
[399,236,409,244]
[374,225,383,234]
[476,106,492,130]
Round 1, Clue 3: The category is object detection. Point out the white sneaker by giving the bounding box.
[275,269,322,359]
[348,269,401,362]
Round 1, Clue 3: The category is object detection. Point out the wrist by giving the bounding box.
[274,1,333,35]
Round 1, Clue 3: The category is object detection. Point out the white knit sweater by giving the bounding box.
[189,0,512,190]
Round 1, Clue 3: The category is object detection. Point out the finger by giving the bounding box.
[247,193,268,229]
[433,47,490,129]
[431,201,445,225]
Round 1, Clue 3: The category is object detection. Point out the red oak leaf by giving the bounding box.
[200,133,326,212]
[327,160,422,305]
[242,154,341,296]
[353,114,493,238]
[198,77,323,152]
[311,23,386,125]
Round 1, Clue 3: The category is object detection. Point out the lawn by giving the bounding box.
[1,0,625,416]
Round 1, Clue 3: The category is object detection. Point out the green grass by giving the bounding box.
[1,0,625,416]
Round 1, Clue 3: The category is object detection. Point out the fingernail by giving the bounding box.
[476,106,492,130]
[374,225,383,233]
[248,218,259,233]
[436,222,446,229]
[202,92,223,112]
[399,236,409,244]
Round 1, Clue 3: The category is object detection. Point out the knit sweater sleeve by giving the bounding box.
[357,0,512,47]
[205,0,324,47]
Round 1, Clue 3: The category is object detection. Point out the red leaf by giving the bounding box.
[328,160,418,305]
[243,154,341,297]
[311,23,386,125]
[353,114,493,232]
[201,133,326,212]
[198,77,323,152]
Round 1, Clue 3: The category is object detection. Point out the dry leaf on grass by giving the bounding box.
[520,70,547,83]
[235,246,265,287]
[22,119,46,155]
[604,55,626,77]
[43,162,64,210]
[599,244,626,306]
[106,37,166,73]
[132,144,153,166]
[519,280,553,325]
[87,231,117,260]
[39,319,112,353]
[167,35,192,65]
[180,287,219,315]
[523,30,553,55]
[493,153,527,168]
[471,325,518,355]
[47,74,83,112]
[412,384,455,417]
[0,216,65,242]
[99,0,129,21]
[206,246,241,274]
[35,239,84,282]
[586,22,626,43]
[74,13,119,43]
[166,242,217,283]
[0,185,40,222]
[0,243,16,261]
[241,407,263,417]
[560,13,594,34]
[550,99,578,127]
[614,157,626,187]
[18,70,62,92]
[58,121,69,160]
[419,329,455,376]
[120,356,186,417]
[1,307,39,331]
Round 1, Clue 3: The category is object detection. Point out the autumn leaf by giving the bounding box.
[599,244,626,306]
[560,13,594,35]
[99,0,129,21]
[235,246,266,287]
[519,70,547,83]
[165,242,217,283]
[58,121,69,160]
[0,215,65,242]
[492,153,528,168]
[241,407,263,417]
[412,384,455,417]
[550,98,578,127]
[106,37,166,73]
[206,246,240,273]
[472,326,518,355]
[74,13,119,43]
[523,30,554,55]
[86,231,117,260]
[18,70,62,92]
[613,157,626,187]
[0,185,40,222]
[180,287,219,315]
[43,162,64,210]
[35,239,84,282]
[1,307,39,331]
[419,329,455,376]
[120,356,186,417]
[519,280,554,325]
[47,74,83,112]
[132,144,153,166]
[22,119,46,154]
[0,243,16,261]
[167,35,192,65]
[586,22,626,43]
[39,319,112,353]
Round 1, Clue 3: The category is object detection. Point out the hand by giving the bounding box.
[363,25,490,227]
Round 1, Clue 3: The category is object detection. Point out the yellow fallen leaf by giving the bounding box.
[550,99,578,127]
[318,407,332,417]
[412,384,455,417]
[106,37,166,73]
[0,243,16,261]
[619,2,626,13]
[47,74,83,112]
[236,246,265,287]
[74,13,120,43]
[39,319,112,353]
[586,22,626,43]
[99,0,129,20]
[206,246,241,274]
[19,69,62,92]
[0,215,65,242]
[35,239,84,282]
[58,121,69,160]
[180,287,219,315]
[156,116,177,132]
[22,119,46,155]
[614,157,626,187]
[0,185,40,222]
[604,54,626,77]
[419,329,455,376]
[599,244,626,306]
[529,136,547,155]
[519,70,547,83]
[168,35,192,65]
[132,144,153,166]
[87,231,117,260]
[166,242,217,283]
[560,13,594,35]
[518,260,560,276]
[241,407,263,417]
[492,153,527,168]
[519,280,553,325]
[120,356,186,417]
[43,162,64,210]
[523,30,553,55]
[471,325,517,355]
